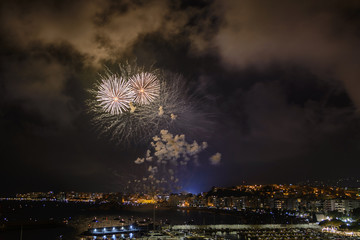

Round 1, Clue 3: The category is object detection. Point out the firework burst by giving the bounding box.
[130,72,160,105]
[87,62,213,145]
[96,74,134,115]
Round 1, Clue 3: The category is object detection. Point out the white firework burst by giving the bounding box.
[87,63,213,145]
[96,75,134,115]
[130,72,160,105]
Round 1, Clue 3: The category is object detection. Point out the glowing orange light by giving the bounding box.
[113,97,119,101]
[140,88,144,93]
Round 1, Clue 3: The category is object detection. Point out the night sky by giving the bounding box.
[1,0,360,194]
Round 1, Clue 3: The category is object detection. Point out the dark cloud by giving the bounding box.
[191,0,360,108]
[0,0,359,193]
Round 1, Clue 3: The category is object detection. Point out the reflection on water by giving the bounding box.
[0,226,75,240]
[0,202,242,240]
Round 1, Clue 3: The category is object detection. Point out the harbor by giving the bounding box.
[78,220,360,240]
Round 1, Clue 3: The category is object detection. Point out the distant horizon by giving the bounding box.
[3,177,360,196]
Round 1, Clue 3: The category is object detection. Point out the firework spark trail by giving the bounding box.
[96,74,134,115]
[130,72,160,105]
